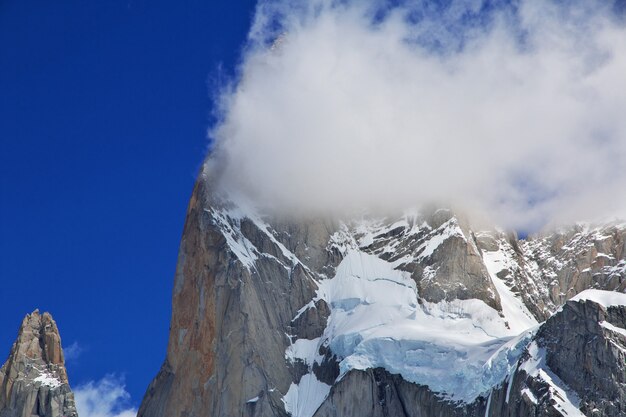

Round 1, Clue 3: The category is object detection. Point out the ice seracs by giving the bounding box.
[284,244,541,414]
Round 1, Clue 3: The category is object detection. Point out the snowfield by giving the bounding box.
[570,289,626,308]
[285,245,540,416]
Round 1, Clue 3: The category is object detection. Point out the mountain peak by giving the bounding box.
[0,310,77,417]
[15,310,66,375]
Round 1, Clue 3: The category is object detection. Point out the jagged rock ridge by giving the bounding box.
[0,310,77,417]
[138,172,626,417]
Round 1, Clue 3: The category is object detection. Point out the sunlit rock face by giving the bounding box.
[0,310,78,417]
[138,171,626,417]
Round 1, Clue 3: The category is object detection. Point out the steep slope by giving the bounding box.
[0,310,77,417]
[475,223,626,321]
[486,290,626,417]
[139,170,626,417]
[138,177,332,417]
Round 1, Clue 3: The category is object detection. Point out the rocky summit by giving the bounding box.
[136,168,626,417]
[0,310,77,417]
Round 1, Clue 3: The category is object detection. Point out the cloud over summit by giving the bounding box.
[209,0,626,230]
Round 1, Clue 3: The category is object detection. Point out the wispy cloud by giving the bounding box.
[74,375,137,417]
[63,341,84,362]
[209,0,626,230]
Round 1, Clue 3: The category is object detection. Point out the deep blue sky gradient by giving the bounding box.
[1,0,256,406]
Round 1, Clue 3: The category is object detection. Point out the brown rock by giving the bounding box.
[0,310,77,417]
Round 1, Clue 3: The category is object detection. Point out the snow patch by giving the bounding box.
[521,388,538,404]
[33,371,62,388]
[570,289,626,308]
[208,194,314,273]
[311,250,534,402]
[286,337,323,366]
[519,342,584,417]
[599,321,626,338]
[416,218,465,260]
[482,242,539,333]
[209,208,258,271]
[283,374,331,417]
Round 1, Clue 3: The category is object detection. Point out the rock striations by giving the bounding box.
[0,310,77,417]
[139,170,626,417]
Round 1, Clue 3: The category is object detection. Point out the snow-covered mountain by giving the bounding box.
[138,170,626,417]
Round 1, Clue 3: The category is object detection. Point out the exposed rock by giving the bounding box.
[289,300,330,341]
[356,209,502,311]
[486,295,626,417]
[475,229,556,320]
[523,223,626,313]
[475,223,626,321]
[138,175,326,417]
[0,310,77,417]
[139,169,626,417]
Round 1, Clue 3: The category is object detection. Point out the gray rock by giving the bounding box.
[138,168,626,417]
[355,209,501,310]
[0,310,77,417]
[475,223,626,321]
[138,176,328,417]
[485,296,626,417]
[523,223,626,314]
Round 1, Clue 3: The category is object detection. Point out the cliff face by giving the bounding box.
[476,225,626,321]
[487,292,626,417]
[138,176,335,417]
[138,172,626,417]
[0,310,77,417]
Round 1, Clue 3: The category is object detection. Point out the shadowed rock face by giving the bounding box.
[0,310,77,417]
[138,171,626,417]
[484,296,626,417]
[529,298,626,417]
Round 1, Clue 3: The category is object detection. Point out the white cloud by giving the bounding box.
[63,341,84,362]
[74,375,137,417]
[208,0,626,230]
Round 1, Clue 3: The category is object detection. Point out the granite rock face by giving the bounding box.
[476,224,626,321]
[139,170,626,417]
[138,177,328,417]
[485,295,626,417]
[355,208,502,311]
[0,310,77,417]
[524,224,626,315]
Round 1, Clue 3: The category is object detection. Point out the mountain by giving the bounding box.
[0,310,77,417]
[138,170,626,417]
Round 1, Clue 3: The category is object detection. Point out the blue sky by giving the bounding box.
[1,0,256,409]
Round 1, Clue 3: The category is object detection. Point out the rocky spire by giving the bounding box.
[0,310,78,417]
